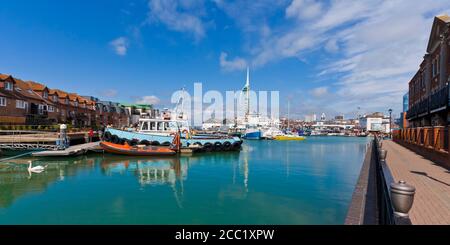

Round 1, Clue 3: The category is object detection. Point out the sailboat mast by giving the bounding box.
[287,100,290,130]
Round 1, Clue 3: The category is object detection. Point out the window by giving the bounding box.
[4,82,13,91]
[16,100,27,109]
[141,122,149,131]
[48,105,54,112]
[432,60,436,77]
[0,97,6,106]
[65,98,69,104]
[436,56,440,75]
[75,101,79,107]
[53,95,58,102]
[38,104,45,114]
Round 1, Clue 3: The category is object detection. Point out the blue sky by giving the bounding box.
[1,0,450,119]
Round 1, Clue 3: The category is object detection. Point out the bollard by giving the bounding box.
[60,124,68,148]
[390,180,415,217]
[379,149,387,162]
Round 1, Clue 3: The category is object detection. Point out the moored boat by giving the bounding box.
[103,128,243,152]
[242,128,262,140]
[273,135,306,141]
[100,141,177,156]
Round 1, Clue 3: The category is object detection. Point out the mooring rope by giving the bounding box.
[0,151,35,163]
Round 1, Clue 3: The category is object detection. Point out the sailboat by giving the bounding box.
[274,100,306,141]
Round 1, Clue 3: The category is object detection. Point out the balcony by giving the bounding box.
[429,85,449,112]
[406,84,449,120]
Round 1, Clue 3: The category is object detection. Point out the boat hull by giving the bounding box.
[100,141,176,156]
[243,130,262,140]
[274,135,306,141]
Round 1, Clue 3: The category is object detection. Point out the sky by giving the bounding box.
[1,0,450,119]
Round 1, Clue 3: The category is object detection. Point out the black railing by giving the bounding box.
[429,85,449,111]
[374,137,412,225]
[406,84,449,119]
[374,138,396,224]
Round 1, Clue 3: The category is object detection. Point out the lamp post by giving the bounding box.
[388,109,393,139]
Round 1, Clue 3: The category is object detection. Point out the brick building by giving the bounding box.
[406,15,450,127]
[1,73,130,128]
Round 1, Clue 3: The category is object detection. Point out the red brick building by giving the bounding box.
[406,15,450,127]
[1,73,131,128]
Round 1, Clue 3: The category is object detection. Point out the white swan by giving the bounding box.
[28,161,47,173]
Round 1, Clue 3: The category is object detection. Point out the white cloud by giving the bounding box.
[285,0,322,21]
[147,0,206,40]
[310,86,328,97]
[219,52,247,71]
[109,37,129,56]
[324,38,339,53]
[136,95,161,105]
[219,0,450,114]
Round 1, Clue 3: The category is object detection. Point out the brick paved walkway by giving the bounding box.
[382,140,450,225]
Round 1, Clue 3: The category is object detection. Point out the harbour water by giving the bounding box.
[0,137,369,224]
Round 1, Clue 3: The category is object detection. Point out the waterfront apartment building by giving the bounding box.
[406,15,450,127]
[0,74,58,125]
[1,73,130,128]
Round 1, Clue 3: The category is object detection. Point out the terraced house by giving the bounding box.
[0,74,57,125]
[1,73,129,128]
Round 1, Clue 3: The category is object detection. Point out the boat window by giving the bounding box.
[141,122,149,131]
[157,122,162,131]
[164,122,170,130]
[150,122,156,130]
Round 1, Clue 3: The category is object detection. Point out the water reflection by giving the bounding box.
[0,156,98,208]
[100,156,188,207]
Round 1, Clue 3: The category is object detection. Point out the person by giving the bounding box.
[88,128,94,142]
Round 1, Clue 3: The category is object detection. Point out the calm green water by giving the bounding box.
[0,137,369,224]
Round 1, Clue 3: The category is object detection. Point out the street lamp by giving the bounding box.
[388,109,393,138]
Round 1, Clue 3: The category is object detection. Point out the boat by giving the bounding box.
[243,127,262,140]
[100,141,177,156]
[104,127,243,152]
[273,134,306,141]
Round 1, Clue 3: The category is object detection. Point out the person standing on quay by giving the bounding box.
[88,128,94,142]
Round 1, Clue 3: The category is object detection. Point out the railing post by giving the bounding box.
[434,126,443,151]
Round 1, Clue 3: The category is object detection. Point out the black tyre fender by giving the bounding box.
[203,142,213,152]
[111,135,120,144]
[140,140,151,146]
[213,142,223,151]
[151,141,160,146]
[232,142,241,150]
[223,141,232,151]
[129,139,139,146]
[104,131,112,141]
[161,141,171,146]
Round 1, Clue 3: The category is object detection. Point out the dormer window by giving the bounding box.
[53,95,58,102]
[65,98,69,104]
[75,101,79,107]
[5,82,13,91]
[43,91,48,98]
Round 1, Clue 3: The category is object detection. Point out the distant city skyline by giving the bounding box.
[1,0,449,119]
